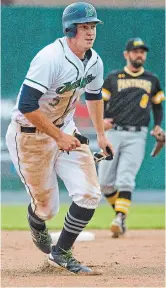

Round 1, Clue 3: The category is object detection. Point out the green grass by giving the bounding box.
[1,204,165,230]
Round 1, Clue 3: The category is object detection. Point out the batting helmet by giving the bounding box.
[62,2,102,38]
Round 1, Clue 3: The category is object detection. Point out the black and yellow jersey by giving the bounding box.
[102,66,165,127]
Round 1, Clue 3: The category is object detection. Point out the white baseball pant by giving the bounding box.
[6,120,101,220]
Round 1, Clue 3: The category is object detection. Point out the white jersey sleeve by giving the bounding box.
[85,56,104,94]
[23,46,58,94]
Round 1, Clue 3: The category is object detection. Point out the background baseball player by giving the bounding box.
[98,38,165,238]
[6,2,114,274]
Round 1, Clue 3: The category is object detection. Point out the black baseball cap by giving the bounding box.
[125,38,149,52]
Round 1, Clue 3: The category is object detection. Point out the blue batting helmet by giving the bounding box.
[62,2,103,38]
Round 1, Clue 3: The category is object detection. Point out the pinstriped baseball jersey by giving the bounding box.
[12,37,103,127]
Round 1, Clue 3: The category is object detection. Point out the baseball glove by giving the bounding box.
[150,130,165,157]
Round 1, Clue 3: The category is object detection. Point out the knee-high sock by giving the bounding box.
[115,191,131,216]
[104,190,119,209]
[53,201,95,252]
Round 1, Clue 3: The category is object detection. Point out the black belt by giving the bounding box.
[113,124,141,132]
[73,132,89,145]
[20,123,64,133]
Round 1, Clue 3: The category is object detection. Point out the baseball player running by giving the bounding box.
[98,38,164,238]
[6,2,114,274]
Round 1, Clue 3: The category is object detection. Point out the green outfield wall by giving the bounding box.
[1,7,165,190]
[2,7,165,96]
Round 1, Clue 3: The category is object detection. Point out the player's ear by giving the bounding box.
[123,50,128,60]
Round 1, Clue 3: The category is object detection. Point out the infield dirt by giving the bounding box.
[1,230,165,287]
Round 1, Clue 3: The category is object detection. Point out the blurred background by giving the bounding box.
[1,0,165,204]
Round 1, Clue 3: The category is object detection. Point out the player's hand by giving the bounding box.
[97,133,114,157]
[150,125,163,136]
[56,131,81,152]
[150,125,165,142]
[104,118,113,131]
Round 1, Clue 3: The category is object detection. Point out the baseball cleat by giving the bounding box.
[28,219,52,254]
[111,213,126,238]
[48,248,93,274]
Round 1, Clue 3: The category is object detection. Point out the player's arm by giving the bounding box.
[150,102,165,157]
[85,57,114,156]
[18,85,80,151]
[85,92,104,135]
[102,74,113,131]
[85,93,114,157]
[151,77,165,134]
[18,50,80,151]
[151,103,163,133]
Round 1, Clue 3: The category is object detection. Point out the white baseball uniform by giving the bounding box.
[6,37,103,220]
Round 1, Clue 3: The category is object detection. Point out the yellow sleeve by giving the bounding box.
[102,88,111,101]
[151,91,165,104]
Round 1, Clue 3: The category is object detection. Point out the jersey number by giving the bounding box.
[139,94,149,109]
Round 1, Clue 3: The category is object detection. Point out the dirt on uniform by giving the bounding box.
[1,229,165,287]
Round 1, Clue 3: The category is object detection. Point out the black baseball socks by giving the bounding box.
[53,201,95,252]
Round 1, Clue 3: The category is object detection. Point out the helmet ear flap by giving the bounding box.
[64,24,77,38]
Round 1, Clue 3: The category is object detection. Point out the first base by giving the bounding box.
[50,231,95,244]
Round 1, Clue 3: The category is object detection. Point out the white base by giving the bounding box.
[50,231,95,244]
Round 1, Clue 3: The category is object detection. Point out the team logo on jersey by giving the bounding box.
[56,74,96,95]
[117,79,152,93]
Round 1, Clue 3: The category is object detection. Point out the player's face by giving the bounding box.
[127,49,147,68]
[75,23,96,50]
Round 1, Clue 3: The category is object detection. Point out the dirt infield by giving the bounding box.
[1,230,165,287]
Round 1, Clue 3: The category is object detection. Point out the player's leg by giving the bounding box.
[111,191,131,238]
[49,132,101,274]
[6,121,60,253]
[111,130,147,237]
[98,130,121,209]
